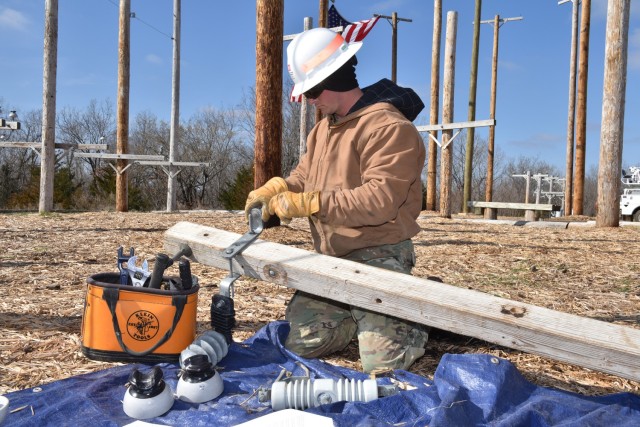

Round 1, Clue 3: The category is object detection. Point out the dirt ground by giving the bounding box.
[1,210,639,398]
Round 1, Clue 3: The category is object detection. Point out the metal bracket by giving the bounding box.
[219,208,264,297]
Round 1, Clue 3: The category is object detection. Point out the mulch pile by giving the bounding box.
[1,211,638,397]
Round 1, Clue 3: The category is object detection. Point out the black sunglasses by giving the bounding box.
[303,83,325,100]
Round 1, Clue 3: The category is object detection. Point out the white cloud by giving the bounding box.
[0,7,29,31]
[146,53,163,65]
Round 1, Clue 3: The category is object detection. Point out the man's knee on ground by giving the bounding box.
[358,326,429,373]
[285,319,357,359]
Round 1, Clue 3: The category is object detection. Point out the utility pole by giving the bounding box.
[116,0,131,212]
[439,11,457,219]
[481,15,523,203]
[573,0,591,215]
[462,0,482,214]
[39,0,58,214]
[315,0,328,126]
[299,17,312,158]
[597,0,630,227]
[318,0,328,27]
[559,0,580,217]
[373,13,413,83]
[254,0,283,207]
[426,0,442,211]
[167,0,181,212]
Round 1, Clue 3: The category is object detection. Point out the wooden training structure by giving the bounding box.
[467,201,560,222]
[164,221,640,382]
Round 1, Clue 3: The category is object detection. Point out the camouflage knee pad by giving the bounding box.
[284,291,357,359]
[353,307,429,373]
[346,240,428,372]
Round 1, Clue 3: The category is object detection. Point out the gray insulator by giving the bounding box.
[179,330,229,369]
[270,378,379,411]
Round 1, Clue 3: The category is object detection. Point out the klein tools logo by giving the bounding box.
[127,310,160,341]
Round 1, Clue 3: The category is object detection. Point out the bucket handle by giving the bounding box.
[102,287,187,357]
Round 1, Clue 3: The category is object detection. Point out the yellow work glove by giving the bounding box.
[244,177,288,222]
[268,191,320,224]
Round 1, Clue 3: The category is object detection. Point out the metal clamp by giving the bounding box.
[219,208,264,297]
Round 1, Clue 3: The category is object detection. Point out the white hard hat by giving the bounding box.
[287,27,362,97]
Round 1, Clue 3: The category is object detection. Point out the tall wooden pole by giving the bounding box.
[482,15,522,203]
[167,0,181,212]
[426,0,442,211]
[375,13,413,84]
[572,0,591,215]
[254,0,283,188]
[116,0,130,212]
[299,17,312,159]
[561,0,580,216]
[462,0,482,213]
[391,12,398,82]
[318,0,328,28]
[596,0,630,227]
[439,11,457,219]
[39,0,58,214]
[485,15,499,203]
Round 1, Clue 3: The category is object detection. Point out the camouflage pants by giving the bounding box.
[285,240,430,373]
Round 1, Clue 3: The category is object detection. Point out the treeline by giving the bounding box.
[0,94,597,215]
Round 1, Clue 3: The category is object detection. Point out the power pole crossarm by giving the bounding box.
[479,16,523,26]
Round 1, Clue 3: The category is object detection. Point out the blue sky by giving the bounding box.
[1,0,639,172]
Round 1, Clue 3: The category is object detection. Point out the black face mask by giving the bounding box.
[322,56,359,92]
[304,56,359,99]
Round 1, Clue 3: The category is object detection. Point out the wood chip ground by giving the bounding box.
[1,211,639,397]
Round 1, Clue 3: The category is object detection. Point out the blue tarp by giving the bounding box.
[4,321,640,426]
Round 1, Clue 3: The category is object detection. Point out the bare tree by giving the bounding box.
[181,108,250,208]
[128,111,171,209]
[239,82,305,179]
[57,99,116,180]
[452,132,490,210]
[449,132,507,213]
[281,83,302,177]
[584,164,598,217]
[499,157,563,204]
[0,109,43,208]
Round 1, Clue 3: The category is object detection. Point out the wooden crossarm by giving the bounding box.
[164,221,640,382]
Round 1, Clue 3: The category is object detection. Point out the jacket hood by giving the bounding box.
[348,78,425,122]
